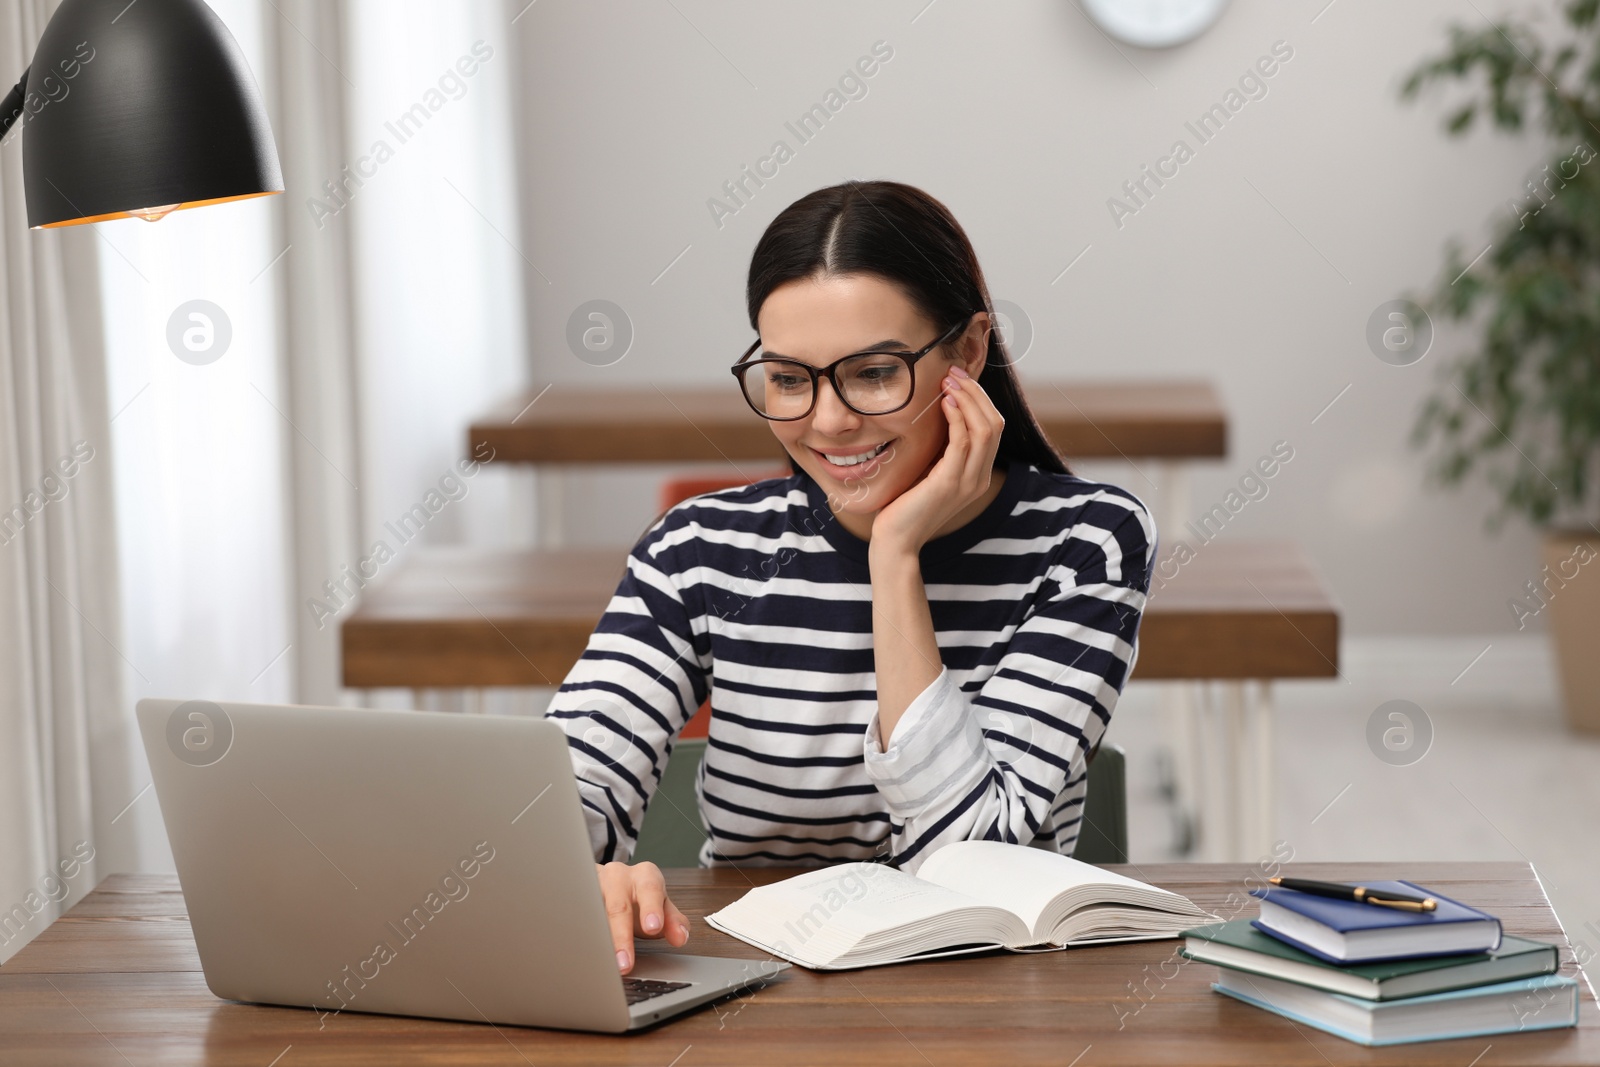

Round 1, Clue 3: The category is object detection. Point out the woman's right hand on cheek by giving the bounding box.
[596,860,691,974]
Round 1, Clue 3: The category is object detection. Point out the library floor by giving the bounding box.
[1114,634,1600,961]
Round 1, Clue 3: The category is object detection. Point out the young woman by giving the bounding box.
[545,180,1156,974]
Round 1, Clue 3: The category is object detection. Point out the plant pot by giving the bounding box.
[1540,529,1600,733]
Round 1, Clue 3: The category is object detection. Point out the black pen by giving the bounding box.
[1268,877,1438,912]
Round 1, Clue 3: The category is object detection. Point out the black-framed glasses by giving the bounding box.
[730,313,976,421]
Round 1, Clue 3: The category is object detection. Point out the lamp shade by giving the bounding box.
[23,0,283,228]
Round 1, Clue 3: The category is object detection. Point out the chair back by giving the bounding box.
[631,740,1130,867]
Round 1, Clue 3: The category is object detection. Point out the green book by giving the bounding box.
[1179,920,1557,1001]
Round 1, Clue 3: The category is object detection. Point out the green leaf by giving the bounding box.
[1403,6,1600,529]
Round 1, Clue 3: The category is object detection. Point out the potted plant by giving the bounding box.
[1401,0,1600,732]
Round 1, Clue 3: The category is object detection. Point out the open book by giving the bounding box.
[704,840,1216,970]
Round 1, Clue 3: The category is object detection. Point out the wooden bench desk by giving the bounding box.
[469,380,1227,549]
[1,863,1593,1066]
[339,540,1337,688]
[341,540,1333,862]
[469,380,1228,464]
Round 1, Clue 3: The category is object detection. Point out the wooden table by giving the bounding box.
[468,380,1228,464]
[340,540,1338,688]
[341,539,1336,862]
[2,863,1593,1065]
[469,380,1227,549]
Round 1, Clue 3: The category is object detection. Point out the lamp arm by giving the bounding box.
[0,66,31,140]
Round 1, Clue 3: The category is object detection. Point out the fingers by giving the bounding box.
[598,861,637,974]
[952,366,1005,441]
[664,896,692,947]
[930,381,969,495]
[944,368,1002,490]
[597,861,693,976]
[632,860,670,939]
[941,374,970,458]
[944,372,983,492]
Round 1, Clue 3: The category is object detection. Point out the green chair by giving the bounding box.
[631,738,1129,867]
[630,739,711,867]
[1071,742,1128,865]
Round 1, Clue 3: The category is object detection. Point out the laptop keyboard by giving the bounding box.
[623,977,693,1005]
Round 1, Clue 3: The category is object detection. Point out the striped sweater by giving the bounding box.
[544,460,1156,875]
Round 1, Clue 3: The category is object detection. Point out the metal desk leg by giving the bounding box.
[1159,681,1201,857]
[1221,682,1246,862]
[1193,683,1221,862]
[1251,680,1276,858]
[1154,461,1192,552]
[1152,461,1199,854]
[1159,679,1278,862]
[538,466,566,548]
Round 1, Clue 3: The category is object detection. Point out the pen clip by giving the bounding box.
[1363,894,1436,912]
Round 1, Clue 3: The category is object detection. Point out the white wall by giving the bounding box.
[343,0,529,560]
[508,0,1556,636]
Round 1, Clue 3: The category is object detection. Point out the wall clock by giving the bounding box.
[1080,0,1231,48]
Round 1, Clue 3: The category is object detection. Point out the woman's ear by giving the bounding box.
[958,312,991,378]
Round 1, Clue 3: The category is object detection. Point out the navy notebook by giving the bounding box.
[1249,881,1502,963]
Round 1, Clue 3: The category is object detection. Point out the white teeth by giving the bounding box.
[823,441,890,467]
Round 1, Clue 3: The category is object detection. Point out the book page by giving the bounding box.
[705,861,1026,966]
[916,840,1187,935]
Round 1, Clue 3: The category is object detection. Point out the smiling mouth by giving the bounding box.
[811,440,893,473]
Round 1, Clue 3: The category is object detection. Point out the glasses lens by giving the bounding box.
[741,359,813,419]
[838,353,913,414]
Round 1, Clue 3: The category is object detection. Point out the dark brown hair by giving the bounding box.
[746,179,1070,476]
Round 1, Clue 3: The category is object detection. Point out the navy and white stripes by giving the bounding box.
[544,460,1156,874]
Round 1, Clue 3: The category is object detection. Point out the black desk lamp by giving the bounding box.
[0,0,282,228]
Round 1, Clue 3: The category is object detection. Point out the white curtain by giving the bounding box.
[98,0,294,874]
[342,0,529,556]
[100,0,366,728]
[341,0,531,713]
[265,0,364,708]
[1,0,530,963]
[0,0,138,964]
[102,0,363,732]
[257,0,529,711]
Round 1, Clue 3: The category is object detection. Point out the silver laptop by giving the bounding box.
[135,698,787,1033]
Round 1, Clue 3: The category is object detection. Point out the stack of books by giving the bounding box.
[1180,878,1580,1046]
